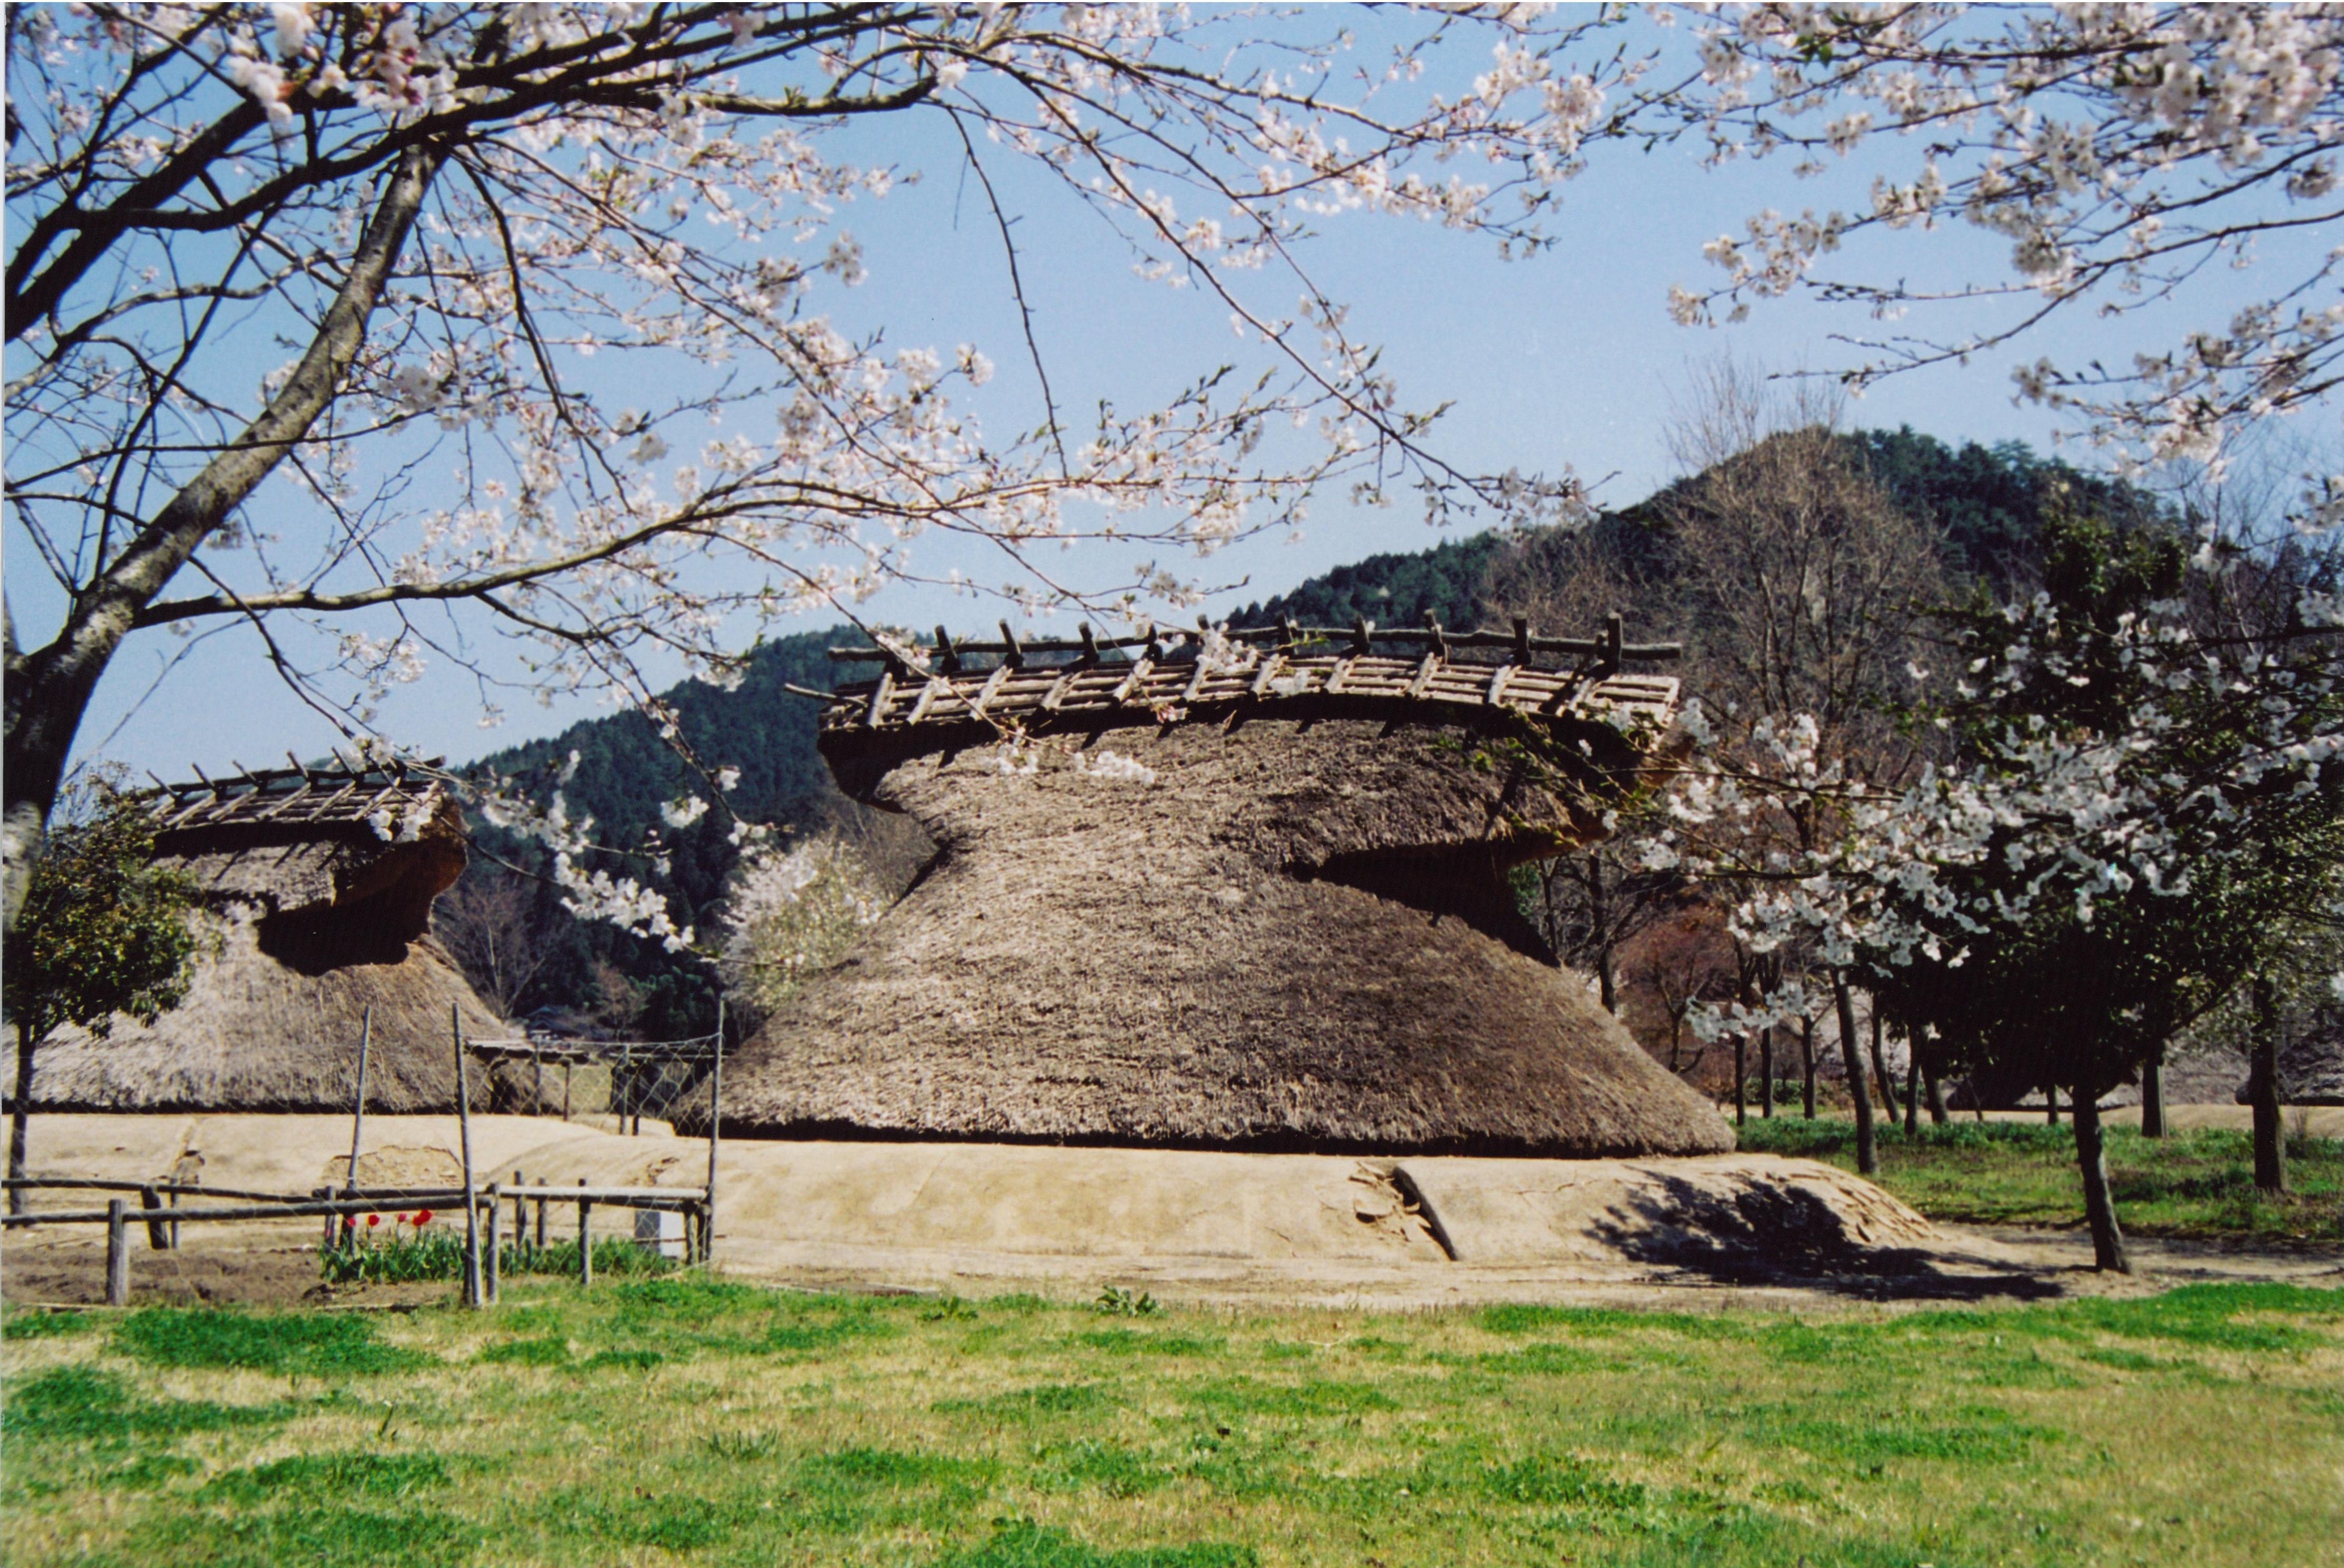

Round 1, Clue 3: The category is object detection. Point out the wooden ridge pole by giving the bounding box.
[453,1004,482,1309]
[346,1005,373,1196]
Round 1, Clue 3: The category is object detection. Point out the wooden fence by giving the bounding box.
[2,1178,707,1307]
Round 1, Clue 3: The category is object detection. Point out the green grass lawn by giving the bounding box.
[6,1277,2342,1567]
[1734,1118,2344,1245]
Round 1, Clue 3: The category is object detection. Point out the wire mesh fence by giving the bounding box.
[467,1035,719,1130]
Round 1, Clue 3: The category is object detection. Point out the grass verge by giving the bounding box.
[1734,1118,2344,1244]
[3,1277,2339,1566]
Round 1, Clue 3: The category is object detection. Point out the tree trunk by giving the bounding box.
[2071,1087,2130,1273]
[1800,1017,1817,1120]
[1734,1031,1747,1126]
[1924,1056,1949,1125]
[2250,975,2286,1196]
[8,1021,37,1215]
[2046,1081,2059,1125]
[1759,1025,1775,1119]
[1904,1051,1921,1138]
[1869,1008,1902,1124]
[1587,854,1617,1016]
[1833,971,1876,1176]
[2139,1041,2167,1139]
[2,141,447,934]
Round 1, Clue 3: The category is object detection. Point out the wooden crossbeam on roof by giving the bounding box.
[967,662,1014,722]
[825,617,1680,670]
[1250,651,1286,697]
[907,675,948,725]
[816,652,1680,755]
[133,755,451,834]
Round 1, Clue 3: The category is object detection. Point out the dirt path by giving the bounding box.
[6,1113,2337,1315]
[8,1215,2336,1316]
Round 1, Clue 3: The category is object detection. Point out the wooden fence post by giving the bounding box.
[453,1005,482,1309]
[703,1001,723,1266]
[105,1200,130,1307]
[484,1182,502,1306]
[577,1178,593,1288]
[139,1186,169,1251]
[346,1004,373,1196]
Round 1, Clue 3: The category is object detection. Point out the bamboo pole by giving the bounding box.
[703,1001,724,1265]
[105,1200,129,1306]
[345,1006,373,1196]
[453,1005,482,1309]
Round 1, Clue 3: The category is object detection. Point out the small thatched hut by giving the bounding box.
[4,762,501,1112]
[712,622,1735,1157]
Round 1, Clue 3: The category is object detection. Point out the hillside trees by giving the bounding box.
[5,2,1638,937]
[1490,367,1947,1161]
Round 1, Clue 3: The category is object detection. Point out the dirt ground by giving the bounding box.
[5,1113,2338,1315]
[8,1216,2339,1315]
[2,1229,440,1310]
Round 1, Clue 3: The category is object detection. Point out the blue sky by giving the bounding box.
[14,9,2290,788]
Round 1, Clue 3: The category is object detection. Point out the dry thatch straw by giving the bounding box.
[710,652,1734,1157]
[5,766,501,1113]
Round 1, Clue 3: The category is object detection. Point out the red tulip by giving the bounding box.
[412,1208,433,1227]
[366,1213,380,1227]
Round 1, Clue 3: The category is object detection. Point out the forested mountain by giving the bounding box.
[1230,531,1506,633]
[453,629,856,1038]
[440,428,2175,1029]
[481,628,850,870]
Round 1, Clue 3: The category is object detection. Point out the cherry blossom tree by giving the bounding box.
[1649,508,2343,1271]
[712,829,880,1029]
[1644,3,2343,519]
[5,2,1634,933]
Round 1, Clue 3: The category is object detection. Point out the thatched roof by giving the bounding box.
[710,630,1733,1158]
[7,762,502,1113]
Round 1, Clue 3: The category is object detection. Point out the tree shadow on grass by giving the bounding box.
[1587,1170,2065,1302]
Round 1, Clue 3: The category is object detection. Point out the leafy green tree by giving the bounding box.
[3,785,199,1208]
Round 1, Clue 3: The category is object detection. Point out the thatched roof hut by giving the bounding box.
[711,621,1735,1157]
[5,762,501,1112]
